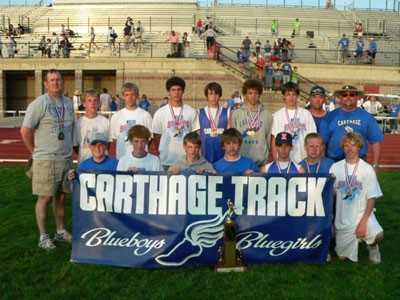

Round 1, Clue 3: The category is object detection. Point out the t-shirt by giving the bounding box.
[73,115,112,164]
[152,104,200,166]
[369,41,377,53]
[117,152,163,171]
[110,107,153,159]
[264,160,302,174]
[339,38,350,48]
[242,39,252,49]
[312,113,328,133]
[237,51,246,63]
[272,107,317,164]
[255,41,261,51]
[319,108,384,159]
[99,93,113,111]
[264,44,272,53]
[139,100,150,111]
[77,156,118,171]
[257,58,265,71]
[294,21,301,30]
[282,64,292,75]
[356,40,364,52]
[389,104,400,117]
[300,156,334,174]
[363,101,382,114]
[213,156,259,173]
[329,159,382,230]
[22,93,74,161]
[266,64,274,76]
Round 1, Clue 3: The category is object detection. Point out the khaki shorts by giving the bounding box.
[32,159,74,196]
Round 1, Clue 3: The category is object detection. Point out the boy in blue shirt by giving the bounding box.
[138,94,151,111]
[213,128,259,174]
[337,34,350,63]
[300,133,334,174]
[389,99,400,134]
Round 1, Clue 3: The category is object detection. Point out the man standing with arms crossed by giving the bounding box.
[21,69,74,250]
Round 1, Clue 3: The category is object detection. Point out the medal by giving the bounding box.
[169,104,184,137]
[285,108,298,137]
[206,105,222,138]
[306,158,321,174]
[245,105,261,136]
[58,132,64,140]
[51,96,65,140]
[174,129,181,137]
[253,131,259,136]
[344,159,360,199]
[276,160,292,174]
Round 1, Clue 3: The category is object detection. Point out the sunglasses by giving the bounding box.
[341,92,356,97]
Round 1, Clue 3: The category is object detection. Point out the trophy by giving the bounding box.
[214,199,247,272]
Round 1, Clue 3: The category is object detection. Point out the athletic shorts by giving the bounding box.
[371,52,376,59]
[32,159,73,196]
[335,212,383,262]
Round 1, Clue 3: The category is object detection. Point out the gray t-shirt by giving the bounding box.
[23,93,74,161]
[169,155,214,172]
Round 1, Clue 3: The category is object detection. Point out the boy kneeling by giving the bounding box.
[329,132,383,264]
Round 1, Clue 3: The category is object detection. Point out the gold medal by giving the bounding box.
[346,190,353,197]
[174,129,181,136]
[248,130,254,136]
[210,131,218,137]
[253,131,259,136]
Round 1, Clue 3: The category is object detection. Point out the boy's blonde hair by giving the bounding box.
[121,82,139,95]
[82,89,99,103]
[340,132,363,150]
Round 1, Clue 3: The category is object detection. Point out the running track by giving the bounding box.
[1,128,399,169]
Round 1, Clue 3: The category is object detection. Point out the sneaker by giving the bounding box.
[326,253,331,262]
[38,235,57,250]
[367,244,381,264]
[54,230,73,243]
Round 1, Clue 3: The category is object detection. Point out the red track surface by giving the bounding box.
[1,128,399,169]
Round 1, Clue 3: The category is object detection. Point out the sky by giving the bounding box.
[0,0,397,12]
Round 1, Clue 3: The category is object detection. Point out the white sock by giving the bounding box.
[57,229,66,234]
[40,234,49,241]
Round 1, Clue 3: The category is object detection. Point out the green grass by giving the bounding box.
[1,166,399,300]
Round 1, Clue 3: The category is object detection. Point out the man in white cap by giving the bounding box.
[320,85,384,173]
[368,38,377,65]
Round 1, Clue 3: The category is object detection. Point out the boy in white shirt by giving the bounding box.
[271,82,317,164]
[110,82,153,159]
[73,89,112,165]
[329,132,384,264]
[152,76,200,170]
[117,125,162,172]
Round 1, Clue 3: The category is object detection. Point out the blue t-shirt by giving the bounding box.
[369,41,377,53]
[264,44,272,53]
[266,161,301,174]
[77,156,119,171]
[312,113,328,133]
[319,108,384,159]
[356,40,364,52]
[282,64,292,75]
[266,64,274,75]
[339,38,349,47]
[237,51,247,63]
[226,98,235,109]
[213,156,259,173]
[389,104,400,117]
[111,101,117,111]
[299,156,334,174]
[139,100,150,111]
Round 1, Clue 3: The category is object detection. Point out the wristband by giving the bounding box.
[372,164,379,168]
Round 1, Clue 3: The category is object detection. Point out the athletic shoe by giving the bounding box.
[38,235,57,250]
[326,253,331,262]
[367,244,381,264]
[54,231,73,243]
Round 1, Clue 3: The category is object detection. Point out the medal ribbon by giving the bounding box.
[285,108,298,133]
[206,105,221,132]
[306,158,321,174]
[169,104,184,128]
[245,105,261,132]
[344,159,360,192]
[51,97,64,130]
[276,160,292,174]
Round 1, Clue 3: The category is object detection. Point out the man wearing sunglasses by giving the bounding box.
[319,86,384,173]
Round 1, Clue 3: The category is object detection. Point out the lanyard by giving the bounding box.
[169,104,183,128]
[51,97,64,130]
[345,159,360,192]
[285,108,298,133]
[206,105,221,132]
[245,105,261,131]
[276,160,292,174]
[306,158,321,174]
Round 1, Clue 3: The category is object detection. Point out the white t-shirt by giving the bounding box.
[72,95,81,110]
[99,93,113,111]
[323,102,335,112]
[363,101,382,114]
[117,152,163,171]
[272,107,317,164]
[152,104,200,166]
[110,107,153,159]
[73,115,112,164]
[329,159,382,230]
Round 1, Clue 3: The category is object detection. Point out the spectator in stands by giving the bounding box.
[265,60,274,91]
[368,38,377,65]
[99,88,113,112]
[288,40,295,62]
[0,36,3,58]
[323,95,335,112]
[160,97,169,108]
[337,34,350,63]
[39,36,46,58]
[248,52,257,79]
[125,17,133,29]
[8,24,15,36]
[139,94,151,111]
[203,25,217,50]
[16,23,24,36]
[46,38,52,58]
[271,19,277,37]
[166,31,179,55]
[196,19,203,37]
[281,38,289,62]
[52,32,60,58]
[21,69,74,250]
[205,17,213,31]
[255,39,262,56]
[134,27,142,54]
[389,99,400,134]
[264,40,272,61]
[137,21,144,33]
[356,36,365,63]
[237,47,246,74]
[282,61,292,84]
[363,96,382,116]
[326,0,332,8]
[89,27,99,52]
[60,24,66,36]
[61,35,71,58]
[108,26,117,51]
[123,24,131,50]
[274,61,283,90]
[294,18,301,37]
[319,85,383,171]
[233,90,244,108]
[309,86,328,132]
[273,38,281,59]
[182,32,191,58]
[256,54,265,83]
[7,37,16,58]
[242,36,253,61]
[223,93,235,110]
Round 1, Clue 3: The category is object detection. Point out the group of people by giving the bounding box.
[338,34,378,65]
[21,69,385,266]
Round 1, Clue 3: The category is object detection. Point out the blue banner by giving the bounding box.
[71,171,334,268]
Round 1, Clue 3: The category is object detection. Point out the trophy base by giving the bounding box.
[214,266,248,273]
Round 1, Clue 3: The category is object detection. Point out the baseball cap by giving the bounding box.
[89,132,107,145]
[275,132,293,146]
[310,86,326,97]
